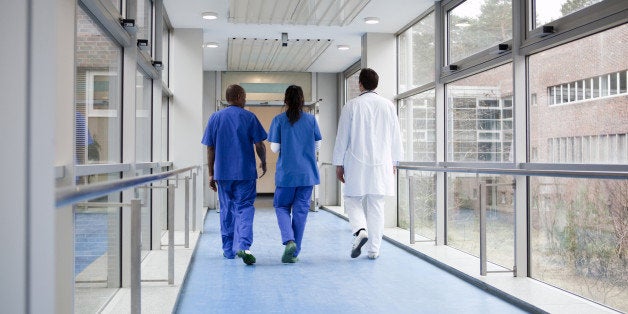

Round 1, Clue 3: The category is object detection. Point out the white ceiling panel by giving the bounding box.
[229,0,370,26]
[228,38,332,71]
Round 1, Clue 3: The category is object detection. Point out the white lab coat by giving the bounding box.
[332,91,403,196]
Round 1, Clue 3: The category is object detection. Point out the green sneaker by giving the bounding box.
[286,257,299,263]
[236,250,256,265]
[282,241,297,263]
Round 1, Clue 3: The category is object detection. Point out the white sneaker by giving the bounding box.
[367,252,379,259]
[351,229,368,258]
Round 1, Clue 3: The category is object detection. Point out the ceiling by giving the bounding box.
[163,0,434,73]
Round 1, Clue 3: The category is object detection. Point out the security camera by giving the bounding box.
[282,32,288,47]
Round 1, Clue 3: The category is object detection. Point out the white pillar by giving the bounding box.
[361,32,398,228]
[171,28,204,230]
[316,73,339,206]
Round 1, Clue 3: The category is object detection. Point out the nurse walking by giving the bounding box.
[269,85,322,263]
[201,84,268,265]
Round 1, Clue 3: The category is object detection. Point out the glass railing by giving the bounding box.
[57,164,200,313]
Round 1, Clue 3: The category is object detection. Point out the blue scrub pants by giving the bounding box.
[217,180,257,258]
[273,186,313,257]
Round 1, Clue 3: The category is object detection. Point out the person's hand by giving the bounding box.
[209,175,217,191]
[258,162,267,178]
[393,166,397,175]
[336,166,345,183]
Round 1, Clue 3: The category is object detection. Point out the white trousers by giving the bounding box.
[344,195,385,254]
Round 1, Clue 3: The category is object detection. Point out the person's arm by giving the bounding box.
[255,141,267,178]
[333,104,351,183]
[270,142,280,153]
[207,146,217,191]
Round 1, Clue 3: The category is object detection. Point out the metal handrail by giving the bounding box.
[397,162,628,179]
[56,165,198,208]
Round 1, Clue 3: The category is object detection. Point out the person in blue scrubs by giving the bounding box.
[201,84,268,265]
[268,85,322,263]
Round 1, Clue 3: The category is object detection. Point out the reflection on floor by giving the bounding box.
[175,196,526,313]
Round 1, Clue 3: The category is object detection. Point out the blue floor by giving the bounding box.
[74,212,109,276]
[175,199,528,314]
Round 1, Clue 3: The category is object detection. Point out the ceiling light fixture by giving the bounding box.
[337,45,350,51]
[364,17,380,24]
[202,12,218,20]
[204,42,219,48]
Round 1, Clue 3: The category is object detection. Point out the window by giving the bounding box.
[135,70,152,162]
[547,70,628,106]
[137,0,153,56]
[534,0,603,29]
[447,63,513,162]
[529,25,628,165]
[398,12,435,92]
[345,69,361,102]
[448,0,512,63]
[75,5,122,165]
[399,90,436,162]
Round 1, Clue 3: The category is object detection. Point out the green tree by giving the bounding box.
[560,0,600,16]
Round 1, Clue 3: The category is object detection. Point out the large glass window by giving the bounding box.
[161,95,169,161]
[162,20,170,85]
[529,24,628,164]
[136,70,152,163]
[399,90,436,162]
[137,0,153,56]
[446,63,513,162]
[530,177,627,312]
[534,0,603,29]
[448,0,512,63]
[398,12,435,92]
[75,5,122,165]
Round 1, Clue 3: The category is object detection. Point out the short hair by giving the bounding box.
[225,84,245,103]
[359,68,379,91]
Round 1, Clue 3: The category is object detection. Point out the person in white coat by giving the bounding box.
[332,68,403,259]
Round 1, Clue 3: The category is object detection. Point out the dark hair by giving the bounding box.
[284,85,304,125]
[226,84,245,103]
[359,68,379,91]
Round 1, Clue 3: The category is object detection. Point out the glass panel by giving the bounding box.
[108,0,120,12]
[162,21,169,85]
[75,5,122,165]
[74,174,121,313]
[399,90,436,162]
[345,70,361,102]
[136,169,152,257]
[448,0,512,63]
[161,95,169,161]
[530,177,628,312]
[447,173,479,255]
[136,70,152,163]
[447,63,513,162]
[534,0,603,29]
[398,12,435,93]
[137,0,152,55]
[529,25,628,164]
[398,171,437,240]
[447,174,514,268]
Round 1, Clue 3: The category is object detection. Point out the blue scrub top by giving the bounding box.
[269,112,322,187]
[201,106,267,180]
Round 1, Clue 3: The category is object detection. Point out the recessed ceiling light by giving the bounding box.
[204,42,219,48]
[202,12,218,20]
[337,45,350,50]
[364,17,380,24]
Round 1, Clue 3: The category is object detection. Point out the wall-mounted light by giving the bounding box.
[204,42,219,48]
[202,12,218,20]
[120,18,135,29]
[363,17,380,24]
[337,45,350,50]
